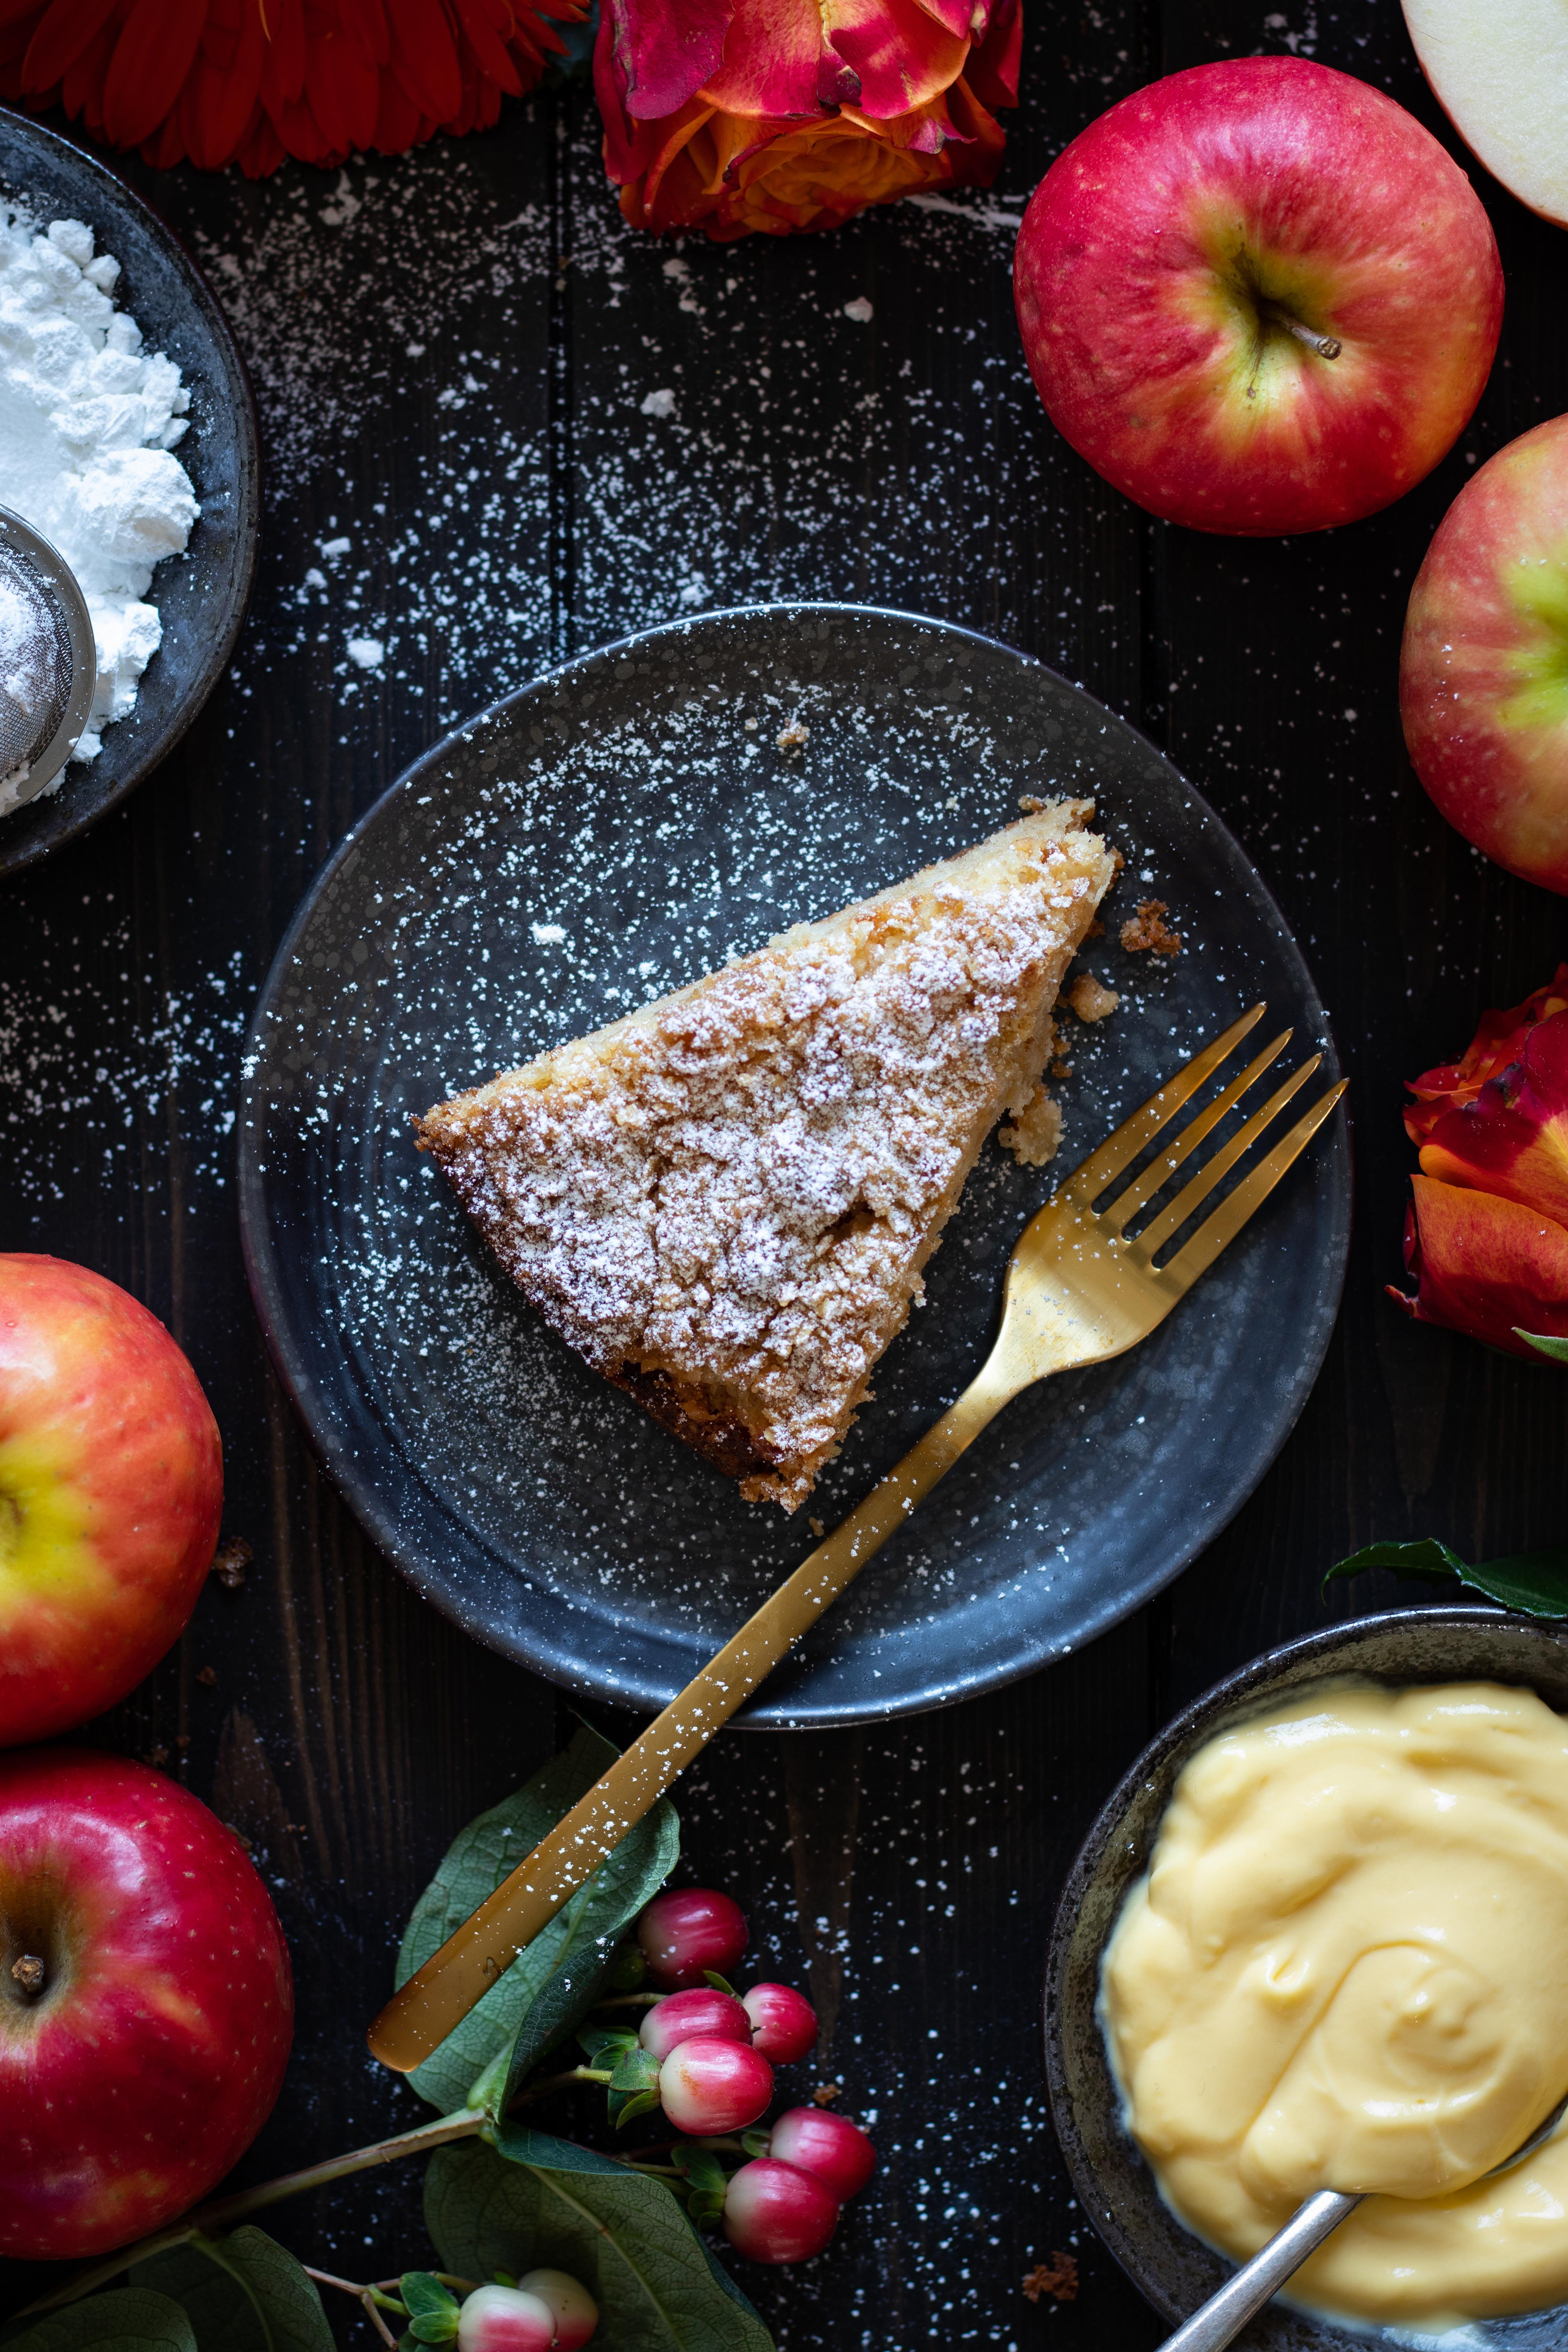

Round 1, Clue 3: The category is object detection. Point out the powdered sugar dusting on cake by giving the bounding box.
[418,806,1113,1509]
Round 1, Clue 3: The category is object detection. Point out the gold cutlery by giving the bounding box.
[369,1002,1344,2072]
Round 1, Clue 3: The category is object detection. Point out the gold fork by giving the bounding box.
[369,1002,1344,2071]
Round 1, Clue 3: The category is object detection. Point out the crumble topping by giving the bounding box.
[1120,898,1182,956]
[418,803,1115,1508]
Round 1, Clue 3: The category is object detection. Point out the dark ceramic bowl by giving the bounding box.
[0,110,258,875]
[1044,1607,1568,2350]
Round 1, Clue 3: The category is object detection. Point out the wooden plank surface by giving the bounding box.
[2,0,1562,2340]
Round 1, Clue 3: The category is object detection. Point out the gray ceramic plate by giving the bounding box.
[238,603,1349,1726]
[1045,1605,1568,2348]
[0,110,259,874]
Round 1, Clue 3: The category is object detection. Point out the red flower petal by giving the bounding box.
[450,0,521,94]
[908,0,972,31]
[1390,1174,1568,1358]
[1416,1007,1568,1229]
[700,0,822,115]
[259,0,306,101]
[607,0,729,119]
[139,100,187,162]
[937,66,1004,178]
[21,0,119,91]
[179,26,265,164]
[823,0,969,118]
[371,57,421,143]
[594,3,660,180]
[199,0,243,71]
[1404,964,1568,1145]
[385,0,461,120]
[337,0,388,64]
[964,0,1018,108]
[103,0,208,147]
[304,21,377,143]
[238,102,287,169]
[61,0,123,119]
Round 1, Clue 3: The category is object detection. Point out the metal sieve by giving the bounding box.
[0,508,96,809]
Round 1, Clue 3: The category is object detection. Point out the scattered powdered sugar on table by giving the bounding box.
[0,205,199,785]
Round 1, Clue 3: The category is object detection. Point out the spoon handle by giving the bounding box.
[1157,2190,1362,2352]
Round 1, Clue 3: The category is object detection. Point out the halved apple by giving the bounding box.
[1404,0,1568,228]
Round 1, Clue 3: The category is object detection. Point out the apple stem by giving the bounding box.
[14,2108,487,2317]
[9,1954,44,1996]
[1264,304,1342,361]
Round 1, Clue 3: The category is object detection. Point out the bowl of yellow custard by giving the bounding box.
[1045,1607,1568,2348]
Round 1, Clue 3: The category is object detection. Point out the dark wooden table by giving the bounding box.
[4,2,1564,2343]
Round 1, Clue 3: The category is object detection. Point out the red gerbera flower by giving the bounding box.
[0,0,588,176]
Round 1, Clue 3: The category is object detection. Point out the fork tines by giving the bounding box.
[1068,1005,1345,1292]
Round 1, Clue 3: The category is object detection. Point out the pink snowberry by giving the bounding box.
[723,2156,841,2263]
[657,2035,774,2135]
[516,2270,598,2351]
[742,1982,818,2065]
[456,2282,558,2352]
[637,1886,749,1989]
[768,2106,877,2200]
[639,1986,753,2062]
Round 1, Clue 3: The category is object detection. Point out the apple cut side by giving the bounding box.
[1404,0,1568,228]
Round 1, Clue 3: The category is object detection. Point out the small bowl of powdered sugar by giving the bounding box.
[0,112,258,875]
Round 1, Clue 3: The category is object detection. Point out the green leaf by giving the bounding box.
[672,2145,728,2200]
[397,1726,678,2116]
[1,2293,197,2352]
[130,2228,335,2352]
[577,2025,635,2067]
[1322,1537,1568,1618]
[399,2274,458,2322]
[399,2274,460,2343]
[1322,1538,1468,1589]
[608,2044,660,2094]
[1519,1329,1568,1363]
[611,2088,662,2130]
[491,2124,628,2173]
[425,2136,773,2352]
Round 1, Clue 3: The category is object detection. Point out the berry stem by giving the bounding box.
[510,2064,614,2103]
[302,2268,409,2347]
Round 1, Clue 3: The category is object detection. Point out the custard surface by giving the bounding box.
[1101,1682,1568,2328]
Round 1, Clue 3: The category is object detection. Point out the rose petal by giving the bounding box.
[1389,1174,1568,1357]
[824,0,969,117]
[1405,964,1568,1144]
[700,0,823,116]
[1417,1007,1568,1226]
[606,0,730,120]
[965,0,1019,107]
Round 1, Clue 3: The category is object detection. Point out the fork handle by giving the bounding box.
[367,1353,1023,2072]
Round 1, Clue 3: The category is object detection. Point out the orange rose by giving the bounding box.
[595,0,1021,239]
[0,0,587,178]
[1390,967,1568,1360]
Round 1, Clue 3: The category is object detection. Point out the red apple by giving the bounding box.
[1401,414,1568,893]
[0,1746,293,2256]
[1013,58,1502,536]
[0,1255,223,1745]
